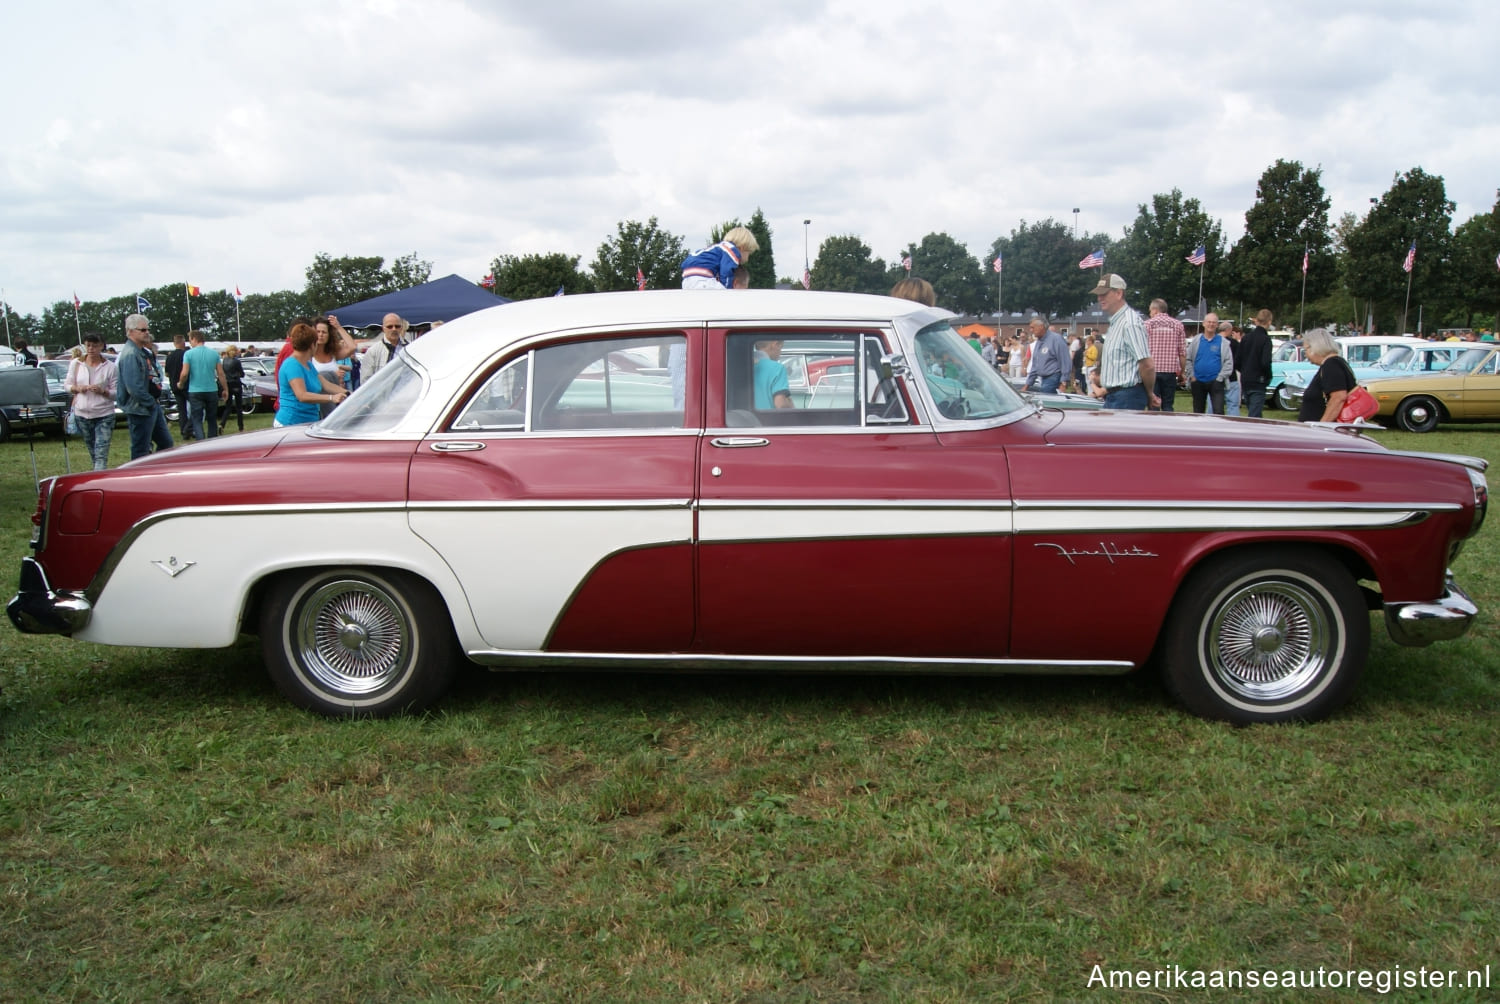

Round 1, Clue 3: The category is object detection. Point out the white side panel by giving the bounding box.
[76,512,477,649]
[408,507,692,650]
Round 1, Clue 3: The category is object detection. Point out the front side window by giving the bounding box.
[910,321,1025,420]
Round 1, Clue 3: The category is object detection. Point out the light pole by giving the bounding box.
[1072,208,1079,238]
[803,219,812,289]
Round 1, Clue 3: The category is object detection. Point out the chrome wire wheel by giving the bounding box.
[1204,580,1328,702]
[262,567,457,717]
[294,577,414,696]
[1164,550,1368,723]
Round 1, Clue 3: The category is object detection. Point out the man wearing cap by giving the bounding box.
[1091,274,1158,410]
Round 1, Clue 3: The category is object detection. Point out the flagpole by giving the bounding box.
[235,296,241,341]
[1197,263,1204,317]
[1402,268,1413,335]
[73,299,82,346]
[1299,247,1308,332]
[184,282,192,334]
[1,288,10,348]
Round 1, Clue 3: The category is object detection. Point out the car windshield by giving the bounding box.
[1375,346,1412,369]
[910,321,1025,420]
[317,356,425,435]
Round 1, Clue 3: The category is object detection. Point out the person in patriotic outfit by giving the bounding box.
[680,227,759,289]
[1090,274,1157,411]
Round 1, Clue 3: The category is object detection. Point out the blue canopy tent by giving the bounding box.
[330,274,511,328]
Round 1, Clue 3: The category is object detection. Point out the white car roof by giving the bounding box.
[401,290,947,383]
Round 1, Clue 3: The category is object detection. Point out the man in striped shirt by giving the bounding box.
[1144,298,1186,412]
[1091,274,1158,411]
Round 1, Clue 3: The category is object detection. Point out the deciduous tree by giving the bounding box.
[591,217,687,291]
[490,253,594,300]
[1342,168,1454,333]
[810,235,888,294]
[1109,189,1226,313]
[888,233,987,314]
[1223,160,1334,322]
[303,252,433,313]
[986,219,1102,319]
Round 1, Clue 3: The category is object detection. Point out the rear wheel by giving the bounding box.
[260,567,458,717]
[1162,549,1368,723]
[1394,396,1441,433]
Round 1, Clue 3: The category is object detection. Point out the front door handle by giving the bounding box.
[430,441,486,452]
[710,437,769,448]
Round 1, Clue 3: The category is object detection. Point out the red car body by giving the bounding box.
[9,291,1488,723]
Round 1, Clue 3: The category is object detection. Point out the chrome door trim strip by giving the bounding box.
[467,650,1135,676]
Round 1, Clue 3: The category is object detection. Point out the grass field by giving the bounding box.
[2,408,1498,1001]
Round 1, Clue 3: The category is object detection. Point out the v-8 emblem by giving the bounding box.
[152,558,196,578]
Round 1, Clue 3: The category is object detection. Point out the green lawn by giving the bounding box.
[2,414,1497,1001]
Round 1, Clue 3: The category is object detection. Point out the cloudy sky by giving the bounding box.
[2,0,1495,316]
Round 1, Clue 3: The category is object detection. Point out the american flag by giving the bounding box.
[1401,241,1416,274]
[635,267,646,291]
[479,273,496,289]
[993,254,1003,274]
[901,255,912,273]
[1186,245,1207,267]
[801,268,811,290]
[1078,249,1105,270]
[1302,248,1309,275]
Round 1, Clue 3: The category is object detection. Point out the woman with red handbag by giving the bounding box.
[1297,328,1359,423]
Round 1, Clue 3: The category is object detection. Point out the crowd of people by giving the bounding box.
[44,309,428,468]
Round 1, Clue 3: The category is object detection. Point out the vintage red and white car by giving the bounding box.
[8,291,1488,723]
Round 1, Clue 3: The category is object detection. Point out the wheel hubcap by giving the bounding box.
[294,578,413,696]
[1208,581,1330,701]
[1409,405,1431,423]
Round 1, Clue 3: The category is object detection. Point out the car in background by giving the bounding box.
[0,361,69,443]
[1271,335,1424,409]
[1365,343,1500,432]
[236,355,277,414]
[8,290,1488,726]
[1279,342,1468,411]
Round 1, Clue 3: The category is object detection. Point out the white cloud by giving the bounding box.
[1,0,1496,316]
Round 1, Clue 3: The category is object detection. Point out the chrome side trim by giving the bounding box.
[82,502,409,603]
[467,649,1135,676]
[407,499,693,512]
[1384,573,1478,647]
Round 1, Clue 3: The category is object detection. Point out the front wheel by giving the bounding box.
[1161,549,1368,723]
[260,567,458,717]
[1394,396,1441,433]
[1276,384,1300,411]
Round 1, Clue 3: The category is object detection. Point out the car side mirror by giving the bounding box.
[879,354,910,382]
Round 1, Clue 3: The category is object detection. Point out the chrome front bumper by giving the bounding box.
[1384,573,1478,647]
[7,557,92,636]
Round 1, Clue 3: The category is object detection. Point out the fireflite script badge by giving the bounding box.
[151,558,196,578]
[1034,541,1159,566]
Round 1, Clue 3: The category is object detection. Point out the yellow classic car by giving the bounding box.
[1366,343,1500,432]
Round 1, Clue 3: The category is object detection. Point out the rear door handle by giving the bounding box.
[710,437,769,448]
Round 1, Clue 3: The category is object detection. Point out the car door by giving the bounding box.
[1456,347,1500,418]
[695,326,1013,659]
[408,329,701,654]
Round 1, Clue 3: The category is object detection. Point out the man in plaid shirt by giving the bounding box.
[1144,298,1186,412]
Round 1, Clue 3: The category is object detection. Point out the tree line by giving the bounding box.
[10,161,1497,350]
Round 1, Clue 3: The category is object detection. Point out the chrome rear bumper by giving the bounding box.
[7,557,92,636]
[1384,573,1477,647]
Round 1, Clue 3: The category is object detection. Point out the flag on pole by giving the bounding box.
[73,292,81,311]
[553,285,565,297]
[1078,249,1105,269]
[186,283,201,296]
[993,254,1003,274]
[1186,245,1207,267]
[901,255,913,273]
[479,273,496,289]
[137,294,152,312]
[234,286,244,302]
[635,267,646,291]
[1302,247,1309,275]
[1401,241,1416,274]
[801,268,811,290]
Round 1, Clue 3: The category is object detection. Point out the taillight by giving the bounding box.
[30,478,53,550]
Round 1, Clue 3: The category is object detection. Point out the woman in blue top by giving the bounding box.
[275,322,346,427]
